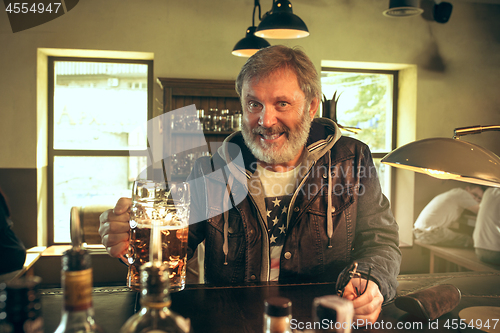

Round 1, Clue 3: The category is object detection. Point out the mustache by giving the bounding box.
[252,125,289,136]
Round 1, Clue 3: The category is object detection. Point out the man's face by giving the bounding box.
[240,68,318,167]
[467,186,484,203]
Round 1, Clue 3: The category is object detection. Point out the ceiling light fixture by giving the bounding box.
[255,0,309,39]
[383,0,424,17]
[381,125,500,187]
[232,0,271,57]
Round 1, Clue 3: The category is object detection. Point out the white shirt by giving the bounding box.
[473,188,500,252]
[414,188,478,231]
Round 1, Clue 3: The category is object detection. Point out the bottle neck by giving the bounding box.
[141,299,172,309]
[60,307,97,322]
[139,262,171,308]
[62,268,94,312]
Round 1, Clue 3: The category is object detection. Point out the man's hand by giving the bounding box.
[342,278,383,325]
[99,197,132,259]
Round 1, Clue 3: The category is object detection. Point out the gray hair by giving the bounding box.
[235,45,321,103]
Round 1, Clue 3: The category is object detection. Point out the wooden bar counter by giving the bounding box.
[39,271,500,333]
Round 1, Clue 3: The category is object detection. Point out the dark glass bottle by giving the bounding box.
[53,248,104,333]
[0,276,44,333]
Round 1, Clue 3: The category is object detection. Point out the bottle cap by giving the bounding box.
[264,297,292,317]
[62,248,91,271]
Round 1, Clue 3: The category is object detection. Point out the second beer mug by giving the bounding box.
[126,180,190,292]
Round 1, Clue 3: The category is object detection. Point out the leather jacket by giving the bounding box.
[187,118,401,302]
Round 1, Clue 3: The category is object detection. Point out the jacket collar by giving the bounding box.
[210,117,346,181]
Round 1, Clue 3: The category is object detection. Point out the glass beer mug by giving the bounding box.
[126,180,190,292]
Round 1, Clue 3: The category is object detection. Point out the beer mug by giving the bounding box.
[126,180,190,292]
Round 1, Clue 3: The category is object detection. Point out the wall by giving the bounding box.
[1,0,499,254]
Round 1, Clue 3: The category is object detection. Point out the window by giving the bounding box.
[48,58,153,244]
[321,68,398,199]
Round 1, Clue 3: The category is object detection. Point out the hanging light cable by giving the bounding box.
[232,0,271,57]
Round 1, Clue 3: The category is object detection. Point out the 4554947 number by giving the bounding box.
[444,318,498,331]
[5,2,62,14]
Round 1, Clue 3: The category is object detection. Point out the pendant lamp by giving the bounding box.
[255,0,309,39]
[383,0,423,17]
[232,1,271,57]
[381,125,500,187]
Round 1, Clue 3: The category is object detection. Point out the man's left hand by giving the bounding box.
[342,278,383,325]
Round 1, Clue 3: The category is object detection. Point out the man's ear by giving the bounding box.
[308,97,320,118]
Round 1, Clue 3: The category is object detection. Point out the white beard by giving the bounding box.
[242,110,312,165]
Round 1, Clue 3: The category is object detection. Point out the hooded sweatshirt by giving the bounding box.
[187,117,401,302]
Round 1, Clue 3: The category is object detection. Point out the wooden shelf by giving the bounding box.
[157,77,241,114]
[158,78,240,174]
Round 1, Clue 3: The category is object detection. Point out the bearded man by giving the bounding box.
[100,45,401,324]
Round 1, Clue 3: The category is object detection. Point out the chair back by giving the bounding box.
[70,205,113,245]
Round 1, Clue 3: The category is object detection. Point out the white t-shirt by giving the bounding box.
[473,188,500,252]
[414,188,478,231]
[256,164,300,281]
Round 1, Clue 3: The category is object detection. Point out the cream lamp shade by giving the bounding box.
[381,125,500,188]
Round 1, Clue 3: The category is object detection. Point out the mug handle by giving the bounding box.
[120,221,135,266]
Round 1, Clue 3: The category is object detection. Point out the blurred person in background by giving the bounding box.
[0,188,26,275]
[473,187,500,265]
[413,185,484,247]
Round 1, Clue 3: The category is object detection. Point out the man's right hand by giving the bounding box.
[99,197,132,258]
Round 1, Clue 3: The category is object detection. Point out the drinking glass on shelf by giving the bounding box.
[220,109,229,132]
[214,115,222,132]
[126,180,190,292]
[202,114,211,131]
[171,114,186,131]
[232,113,242,131]
[197,109,205,130]
[185,114,199,131]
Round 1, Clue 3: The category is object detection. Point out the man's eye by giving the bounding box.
[277,102,289,108]
[247,101,262,111]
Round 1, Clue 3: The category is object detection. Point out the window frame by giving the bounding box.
[321,67,399,202]
[47,56,153,245]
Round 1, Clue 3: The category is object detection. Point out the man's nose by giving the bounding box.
[257,106,278,128]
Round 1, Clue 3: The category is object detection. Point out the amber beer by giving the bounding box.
[127,223,189,292]
[127,180,190,292]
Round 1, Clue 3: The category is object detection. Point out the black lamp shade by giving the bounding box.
[383,0,423,17]
[255,0,309,39]
[232,26,271,57]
